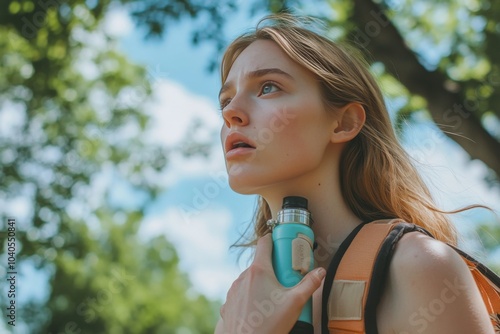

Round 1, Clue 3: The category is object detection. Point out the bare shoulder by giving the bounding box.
[376,232,494,334]
[391,232,465,276]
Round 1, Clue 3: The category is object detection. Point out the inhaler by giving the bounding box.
[267,196,315,334]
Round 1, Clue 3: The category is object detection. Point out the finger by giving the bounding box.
[253,233,273,266]
[292,267,326,303]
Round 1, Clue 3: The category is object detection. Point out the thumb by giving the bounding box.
[292,267,326,302]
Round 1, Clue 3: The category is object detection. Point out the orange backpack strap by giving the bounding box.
[321,219,433,334]
[321,220,500,334]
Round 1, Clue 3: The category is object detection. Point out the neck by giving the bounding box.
[261,166,362,269]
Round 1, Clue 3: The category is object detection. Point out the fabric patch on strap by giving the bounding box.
[329,280,366,320]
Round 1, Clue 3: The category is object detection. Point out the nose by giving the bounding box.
[221,100,249,128]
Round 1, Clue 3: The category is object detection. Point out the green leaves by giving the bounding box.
[39,208,219,334]
[1,0,218,332]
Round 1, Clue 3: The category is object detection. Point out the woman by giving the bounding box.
[215,14,495,333]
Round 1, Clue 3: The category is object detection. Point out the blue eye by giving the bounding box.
[261,82,279,95]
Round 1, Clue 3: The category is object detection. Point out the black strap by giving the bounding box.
[321,221,432,334]
[321,221,369,334]
[364,223,432,333]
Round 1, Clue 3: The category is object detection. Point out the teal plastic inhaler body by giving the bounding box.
[267,196,315,334]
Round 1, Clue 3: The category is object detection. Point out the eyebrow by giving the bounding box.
[218,68,293,100]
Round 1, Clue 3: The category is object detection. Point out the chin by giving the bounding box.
[227,172,267,195]
[227,179,257,195]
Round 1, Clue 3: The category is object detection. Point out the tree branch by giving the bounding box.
[350,0,500,180]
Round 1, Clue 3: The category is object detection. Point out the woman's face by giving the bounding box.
[219,39,338,195]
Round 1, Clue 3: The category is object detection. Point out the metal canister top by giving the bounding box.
[277,208,312,226]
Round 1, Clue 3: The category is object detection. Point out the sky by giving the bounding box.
[102,6,500,302]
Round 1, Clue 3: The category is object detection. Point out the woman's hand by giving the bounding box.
[217,233,326,334]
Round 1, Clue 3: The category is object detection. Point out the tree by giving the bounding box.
[38,208,218,334]
[347,0,500,184]
[0,0,217,332]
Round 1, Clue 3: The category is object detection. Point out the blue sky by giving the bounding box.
[105,6,500,302]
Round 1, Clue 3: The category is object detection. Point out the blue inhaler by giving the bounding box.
[267,196,315,334]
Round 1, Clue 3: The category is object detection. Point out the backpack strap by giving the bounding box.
[322,219,432,333]
[322,219,500,333]
[321,220,370,334]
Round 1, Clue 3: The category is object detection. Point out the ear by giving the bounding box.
[330,102,366,144]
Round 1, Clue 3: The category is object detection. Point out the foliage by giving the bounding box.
[377,0,500,136]
[0,0,218,332]
[476,222,500,274]
[123,0,238,71]
[36,208,218,334]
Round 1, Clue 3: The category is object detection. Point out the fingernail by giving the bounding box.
[315,267,326,278]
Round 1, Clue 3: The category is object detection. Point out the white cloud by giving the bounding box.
[144,79,226,185]
[139,206,239,300]
[103,8,134,38]
[145,79,221,146]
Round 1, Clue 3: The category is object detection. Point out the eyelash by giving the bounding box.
[219,99,231,112]
[219,81,281,111]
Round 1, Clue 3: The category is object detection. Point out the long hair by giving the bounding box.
[221,14,475,246]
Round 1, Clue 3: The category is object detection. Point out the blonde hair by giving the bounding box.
[221,14,474,246]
